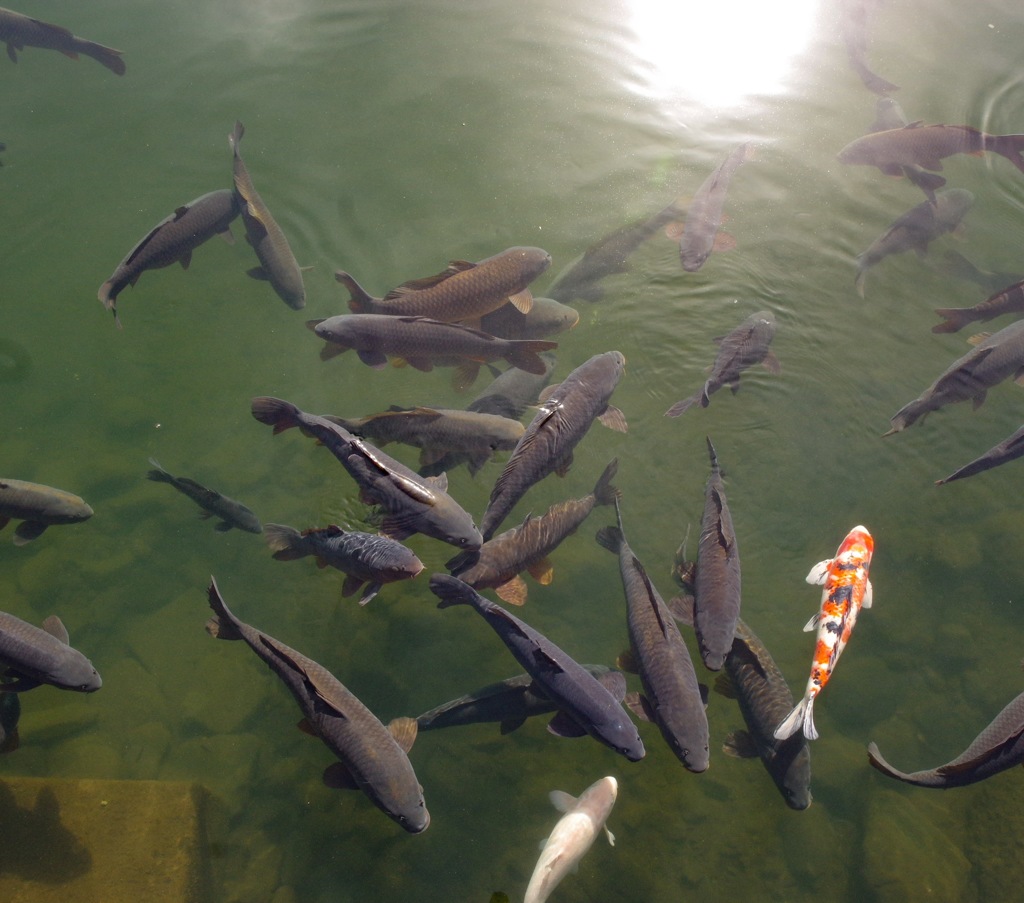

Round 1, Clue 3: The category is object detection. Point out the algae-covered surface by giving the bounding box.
[3,0,1024,900]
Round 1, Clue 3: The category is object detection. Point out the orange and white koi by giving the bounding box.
[774,525,874,741]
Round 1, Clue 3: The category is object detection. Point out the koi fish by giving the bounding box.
[774,525,874,741]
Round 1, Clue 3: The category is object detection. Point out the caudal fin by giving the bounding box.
[335,271,378,314]
[263,523,308,560]
[593,458,620,506]
[251,396,302,434]
[988,134,1024,174]
[77,39,126,75]
[931,307,975,334]
[429,573,479,609]
[774,694,817,741]
[205,577,244,641]
[504,340,559,374]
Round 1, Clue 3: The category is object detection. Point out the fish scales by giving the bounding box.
[0,478,93,545]
[478,296,579,340]
[868,688,1024,788]
[837,123,1024,174]
[0,6,124,74]
[0,610,101,693]
[429,574,645,761]
[597,505,709,772]
[206,579,428,832]
[338,246,550,321]
[693,438,742,671]
[479,351,626,541]
[724,617,812,809]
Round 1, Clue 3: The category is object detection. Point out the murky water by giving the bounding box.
[4,0,1024,900]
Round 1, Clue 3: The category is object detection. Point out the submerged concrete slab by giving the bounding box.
[0,776,208,903]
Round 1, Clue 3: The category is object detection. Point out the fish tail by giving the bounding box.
[595,525,623,554]
[504,341,559,375]
[773,695,815,741]
[931,307,972,333]
[429,573,477,609]
[205,577,244,641]
[593,458,620,506]
[854,261,868,298]
[75,39,125,75]
[251,396,302,434]
[664,394,699,418]
[145,458,174,484]
[335,271,376,314]
[263,523,309,560]
[987,134,1024,174]
[883,400,922,436]
[229,120,245,155]
[445,549,478,576]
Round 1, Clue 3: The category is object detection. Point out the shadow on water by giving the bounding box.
[0,782,91,883]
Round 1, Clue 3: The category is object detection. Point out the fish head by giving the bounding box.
[56,659,103,693]
[393,796,430,834]
[777,738,813,810]
[507,246,553,280]
[438,517,483,552]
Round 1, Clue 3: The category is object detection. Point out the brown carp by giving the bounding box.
[838,123,1024,175]
[935,424,1024,485]
[206,578,428,832]
[933,278,1024,334]
[0,7,124,74]
[868,687,1024,788]
[98,189,241,327]
[448,459,619,605]
[147,459,261,534]
[230,121,306,309]
[336,246,550,322]
[854,189,973,297]
[478,296,579,340]
[0,478,93,545]
[885,318,1024,434]
[478,351,626,541]
[0,611,101,693]
[866,98,947,203]
[665,310,779,416]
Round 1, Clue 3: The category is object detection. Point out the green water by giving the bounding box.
[4,0,1024,900]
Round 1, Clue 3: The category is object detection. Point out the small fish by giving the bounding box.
[229,121,307,310]
[0,6,124,74]
[478,296,579,340]
[466,352,558,420]
[935,424,1024,486]
[337,246,551,322]
[866,98,947,203]
[838,0,899,96]
[854,189,973,297]
[448,459,620,606]
[774,525,874,741]
[414,665,615,735]
[206,578,428,832]
[147,459,261,534]
[98,189,241,327]
[524,776,618,903]
[264,523,424,605]
[325,406,524,478]
[837,123,1024,175]
[933,278,1024,334]
[309,314,557,392]
[0,611,101,693]
[720,617,812,810]
[0,690,20,752]
[479,351,627,541]
[867,687,1024,788]
[665,311,779,416]
[884,318,1024,435]
[596,501,709,773]
[0,478,93,545]
[430,574,645,761]
[251,397,482,550]
[670,143,753,272]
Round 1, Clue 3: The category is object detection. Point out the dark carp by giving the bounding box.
[666,311,779,417]
[430,574,645,761]
[935,424,1024,486]
[230,121,306,309]
[264,523,424,604]
[98,189,241,327]
[336,246,550,322]
[933,278,1024,334]
[309,314,557,391]
[326,406,524,477]
[414,665,615,735]
[466,352,558,420]
[867,98,947,202]
[478,351,627,541]
[885,318,1024,434]
[478,296,579,340]
[448,459,620,606]
[206,578,428,832]
[839,0,899,96]
[693,438,742,672]
[854,189,973,297]
[838,123,1024,175]
[596,501,709,772]
[0,611,101,693]
[0,478,93,545]
[720,617,812,810]
[251,397,481,550]
[867,687,1024,788]
[147,459,261,534]
[0,6,124,74]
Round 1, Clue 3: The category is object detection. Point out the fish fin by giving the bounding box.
[597,669,627,701]
[921,158,944,172]
[40,616,70,644]
[507,289,534,314]
[246,266,270,282]
[595,525,623,554]
[597,404,628,432]
[452,361,480,393]
[494,576,528,606]
[664,221,685,241]
[505,341,559,376]
[445,549,478,575]
[357,349,389,369]
[712,231,737,253]
[862,579,873,609]
[205,578,245,641]
[341,574,364,598]
[713,673,736,699]
[554,451,574,477]
[665,395,700,418]
[805,559,832,585]
[526,557,554,585]
[536,382,560,404]
[0,675,41,692]
[723,730,759,759]
[379,515,416,541]
[666,593,695,626]
[218,225,235,245]
[178,249,193,270]
[387,716,418,753]
[773,696,811,740]
[430,573,477,609]
[322,761,360,790]
[549,790,577,813]
[762,351,782,375]
[403,356,435,373]
[971,390,987,409]
[499,715,527,734]
[297,717,317,737]
[13,521,48,545]
[423,472,449,492]
[547,710,588,738]
[320,342,349,361]
[803,611,821,632]
[615,648,639,674]
[214,521,234,532]
[531,646,567,676]
[623,691,655,722]
[593,459,621,506]
[604,826,616,847]
[315,557,329,569]
[1015,368,1024,387]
